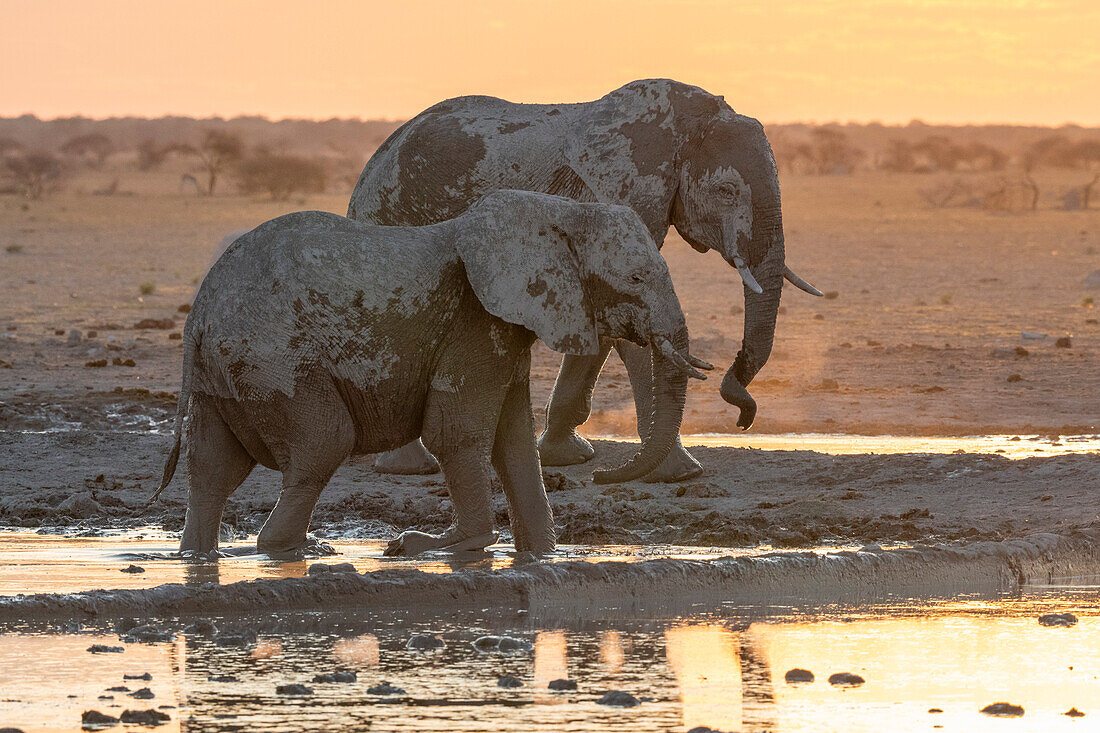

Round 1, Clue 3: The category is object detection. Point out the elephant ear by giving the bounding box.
[454,216,600,356]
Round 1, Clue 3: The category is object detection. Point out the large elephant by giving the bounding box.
[348,78,820,483]
[155,191,707,556]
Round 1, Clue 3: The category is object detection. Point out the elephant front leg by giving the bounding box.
[615,340,703,483]
[537,342,613,466]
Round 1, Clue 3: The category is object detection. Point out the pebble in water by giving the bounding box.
[597,691,640,707]
[784,668,815,683]
[306,562,357,576]
[123,673,152,681]
[548,679,577,691]
[119,709,170,725]
[121,625,174,643]
[119,565,145,574]
[981,702,1025,717]
[87,645,124,654]
[214,631,257,647]
[128,688,154,699]
[828,672,865,687]
[472,635,533,654]
[80,710,118,726]
[928,708,944,713]
[312,671,357,683]
[497,675,523,688]
[1038,613,1078,627]
[1064,708,1086,717]
[106,686,129,692]
[406,634,445,651]
[367,682,406,695]
[275,684,313,696]
[183,619,217,636]
[207,675,239,683]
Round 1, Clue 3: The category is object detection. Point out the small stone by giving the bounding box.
[824,291,839,299]
[106,686,129,692]
[366,682,405,695]
[828,672,865,686]
[85,359,108,368]
[275,684,313,696]
[1038,612,1078,627]
[214,631,256,647]
[548,678,577,691]
[406,634,445,651]
[132,318,175,330]
[312,671,356,683]
[1055,336,1072,348]
[307,562,356,576]
[785,668,815,683]
[119,709,170,725]
[111,357,136,367]
[497,675,523,688]
[120,565,145,574]
[981,702,1024,717]
[928,708,943,713]
[128,688,155,699]
[596,690,640,707]
[177,303,191,313]
[58,492,101,518]
[1064,708,1086,717]
[168,333,182,340]
[472,635,532,653]
[81,710,118,726]
[123,673,152,681]
[207,675,239,683]
[87,645,124,654]
[1007,373,1022,383]
[122,625,173,643]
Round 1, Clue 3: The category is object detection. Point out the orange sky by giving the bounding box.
[2,0,1097,125]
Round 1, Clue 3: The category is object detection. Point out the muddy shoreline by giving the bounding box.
[3,530,1098,623]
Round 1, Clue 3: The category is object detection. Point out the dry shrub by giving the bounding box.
[3,152,63,199]
[237,153,326,200]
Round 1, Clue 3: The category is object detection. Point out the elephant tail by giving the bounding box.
[148,329,197,506]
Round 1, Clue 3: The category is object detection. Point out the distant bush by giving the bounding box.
[139,281,156,295]
[60,133,114,169]
[237,153,326,200]
[3,152,62,199]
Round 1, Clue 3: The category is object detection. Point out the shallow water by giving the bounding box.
[0,589,1096,732]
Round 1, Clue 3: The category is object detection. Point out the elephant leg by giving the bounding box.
[256,402,354,556]
[386,387,499,557]
[492,361,555,554]
[373,439,440,475]
[614,339,702,483]
[537,340,614,466]
[179,395,256,555]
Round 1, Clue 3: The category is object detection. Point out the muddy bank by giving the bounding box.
[3,530,1098,622]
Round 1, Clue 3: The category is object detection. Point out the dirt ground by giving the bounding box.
[1,168,1098,548]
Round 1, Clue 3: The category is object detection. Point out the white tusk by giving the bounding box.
[784,266,823,296]
[733,256,764,294]
[655,337,708,380]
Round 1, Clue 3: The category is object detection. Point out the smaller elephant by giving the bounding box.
[155,190,709,557]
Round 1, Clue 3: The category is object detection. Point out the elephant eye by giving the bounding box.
[630,273,646,284]
[717,183,741,197]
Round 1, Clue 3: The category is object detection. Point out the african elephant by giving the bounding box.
[348,78,820,483]
[155,191,708,556]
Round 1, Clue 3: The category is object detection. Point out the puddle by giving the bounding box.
[0,532,839,597]
[0,590,1095,732]
[595,432,1100,459]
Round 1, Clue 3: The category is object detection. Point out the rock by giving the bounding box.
[84,359,108,368]
[366,682,405,695]
[306,562,357,576]
[80,710,118,726]
[497,675,523,688]
[183,619,217,635]
[1055,336,1072,348]
[472,635,532,654]
[120,565,145,574]
[1007,373,1022,383]
[1085,270,1100,289]
[87,645,124,654]
[275,684,313,696]
[824,291,839,299]
[123,673,152,681]
[0,727,26,733]
[312,671,356,683]
[828,672,865,686]
[928,708,943,713]
[58,492,102,518]
[981,702,1024,717]
[686,728,726,733]
[133,318,175,330]
[177,304,191,313]
[128,688,155,699]
[214,631,256,647]
[406,634,445,651]
[548,678,577,691]
[596,690,640,707]
[106,686,129,692]
[67,329,83,345]
[784,668,815,683]
[121,625,174,643]
[207,675,239,683]
[111,357,136,367]
[1038,612,1078,627]
[119,709,170,725]
[1064,708,1086,717]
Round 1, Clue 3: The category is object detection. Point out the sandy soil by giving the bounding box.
[1,169,1098,549]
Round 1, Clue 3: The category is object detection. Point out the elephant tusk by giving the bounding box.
[784,266,824,296]
[686,354,714,370]
[732,256,764,294]
[655,337,708,380]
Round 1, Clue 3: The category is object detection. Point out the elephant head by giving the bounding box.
[457,191,708,483]
[670,105,822,429]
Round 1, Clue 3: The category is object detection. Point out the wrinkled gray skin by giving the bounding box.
[157,191,704,556]
[349,79,818,482]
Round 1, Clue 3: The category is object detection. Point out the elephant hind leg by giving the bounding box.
[180,394,256,555]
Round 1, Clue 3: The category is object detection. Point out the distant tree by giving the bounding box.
[956,142,1007,172]
[4,152,63,199]
[237,153,326,200]
[60,133,114,169]
[0,137,23,159]
[177,130,244,195]
[912,136,963,172]
[809,128,864,174]
[136,139,169,171]
[879,139,917,172]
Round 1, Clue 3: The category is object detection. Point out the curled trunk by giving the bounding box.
[593,330,689,484]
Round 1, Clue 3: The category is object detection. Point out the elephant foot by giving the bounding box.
[537,428,595,466]
[642,444,703,483]
[374,440,440,475]
[383,530,498,557]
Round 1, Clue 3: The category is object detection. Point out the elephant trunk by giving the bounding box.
[721,204,785,430]
[593,328,690,484]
